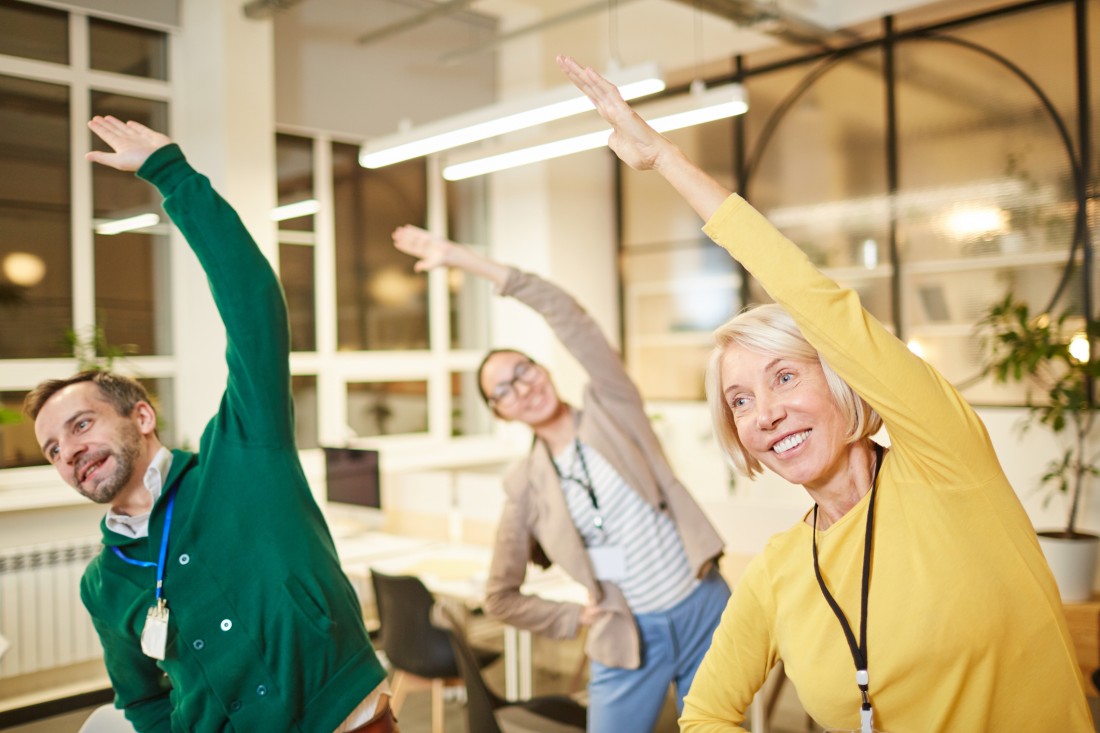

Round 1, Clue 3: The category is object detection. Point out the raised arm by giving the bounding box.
[392,224,510,288]
[86,116,170,171]
[393,225,643,408]
[559,59,998,485]
[89,116,293,447]
[556,55,731,221]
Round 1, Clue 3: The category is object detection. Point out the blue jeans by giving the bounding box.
[587,570,730,733]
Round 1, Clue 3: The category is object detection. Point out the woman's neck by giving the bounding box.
[805,440,880,531]
[532,404,576,455]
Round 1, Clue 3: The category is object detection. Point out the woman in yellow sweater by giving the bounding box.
[559,55,1093,732]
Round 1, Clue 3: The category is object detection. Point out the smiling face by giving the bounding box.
[479,351,562,427]
[720,344,853,489]
[34,381,154,505]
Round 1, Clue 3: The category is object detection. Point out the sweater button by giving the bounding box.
[256,685,268,697]
[178,553,190,565]
[230,700,242,713]
[192,639,204,650]
[220,619,232,631]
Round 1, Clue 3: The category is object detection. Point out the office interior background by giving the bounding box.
[0,0,1097,725]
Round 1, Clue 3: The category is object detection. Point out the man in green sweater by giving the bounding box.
[26,117,394,732]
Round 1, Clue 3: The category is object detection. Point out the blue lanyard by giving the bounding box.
[111,486,177,602]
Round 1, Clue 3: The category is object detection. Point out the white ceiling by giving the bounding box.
[271,0,955,138]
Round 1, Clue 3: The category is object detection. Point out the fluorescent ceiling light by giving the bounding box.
[94,213,161,235]
[271,199,321,221]
[442,83,748,181]
[359,62,664,169]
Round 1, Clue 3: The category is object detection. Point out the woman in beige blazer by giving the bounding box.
[392,226,727,733]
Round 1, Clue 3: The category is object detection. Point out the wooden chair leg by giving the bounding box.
[431,677,445,733]
[569,651,588,695]
[390,671,409,714]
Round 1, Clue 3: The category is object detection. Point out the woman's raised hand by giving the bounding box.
[391,225,454,272]
[556,55,672,172]
[86,116,172,172]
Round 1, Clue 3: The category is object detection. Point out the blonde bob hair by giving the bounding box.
[705,303,882,479]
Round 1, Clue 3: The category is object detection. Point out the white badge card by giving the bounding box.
[588,546,627,582]
[141,601,169,660]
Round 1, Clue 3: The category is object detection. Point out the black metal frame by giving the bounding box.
[619,0,1094,401]
[732,0,1093,329]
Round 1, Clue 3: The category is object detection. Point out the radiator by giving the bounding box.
[0,538,103,679]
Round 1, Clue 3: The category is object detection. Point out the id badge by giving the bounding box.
[141,600,169,660]
[587,546,626,582]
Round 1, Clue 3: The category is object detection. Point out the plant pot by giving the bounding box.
[1037,531,1100,602]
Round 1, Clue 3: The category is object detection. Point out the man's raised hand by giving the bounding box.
[86,116,172,172]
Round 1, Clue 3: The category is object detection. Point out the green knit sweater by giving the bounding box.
[80,144,386,732]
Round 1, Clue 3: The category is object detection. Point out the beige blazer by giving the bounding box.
[482,268,726,670]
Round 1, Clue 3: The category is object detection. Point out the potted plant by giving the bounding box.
[977,293,1100,601]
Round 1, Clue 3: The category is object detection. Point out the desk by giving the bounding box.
[1062,595,1100,695]
[337,535,587,701]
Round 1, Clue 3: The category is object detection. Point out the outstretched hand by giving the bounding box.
[392,225,453,272]
[556,55,672,172]
[86,116,172,172]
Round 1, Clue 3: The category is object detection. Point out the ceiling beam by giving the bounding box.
[356,0,480,45]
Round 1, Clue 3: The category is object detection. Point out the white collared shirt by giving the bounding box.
[104,448,173,539]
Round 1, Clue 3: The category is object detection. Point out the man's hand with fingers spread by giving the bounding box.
[86,116,172,172]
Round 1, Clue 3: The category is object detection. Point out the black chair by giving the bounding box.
[370,570,500,733]
[431,601,587,733]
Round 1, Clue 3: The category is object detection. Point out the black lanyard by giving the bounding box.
[812,442,883,733]
[548,437,604,531]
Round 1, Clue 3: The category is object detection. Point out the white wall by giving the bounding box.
[271,0,497,138]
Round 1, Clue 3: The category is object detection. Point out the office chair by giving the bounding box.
[431,601,587,733]
[370,570,501,733]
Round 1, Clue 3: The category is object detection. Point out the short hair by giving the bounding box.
[25,370,157,430]
[705,303,882,479]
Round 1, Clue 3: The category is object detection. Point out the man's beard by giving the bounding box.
[77,422,143,505]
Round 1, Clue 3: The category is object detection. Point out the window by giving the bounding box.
[619,1,1093,406]
[276,133,317,352]
[333,141,428,352]
[90,92,171,356]
[0,0,67,65]
[89,17,168,80]
[620,122,739,400]
[0,74,71,359]
[275,132,492,446]
[0,6,173,469]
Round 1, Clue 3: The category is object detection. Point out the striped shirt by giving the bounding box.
[553,440,697,614]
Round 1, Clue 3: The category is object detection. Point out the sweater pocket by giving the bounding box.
[284,575,333,636]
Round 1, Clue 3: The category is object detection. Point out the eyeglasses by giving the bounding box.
[487,360,541,410]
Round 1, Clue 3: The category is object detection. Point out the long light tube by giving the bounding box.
[271,199,321,221]
[442,83,747,181]
[359,62,664,169]
[94,213,161,235]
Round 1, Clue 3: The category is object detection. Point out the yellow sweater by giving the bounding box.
[680,195,1093,732]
